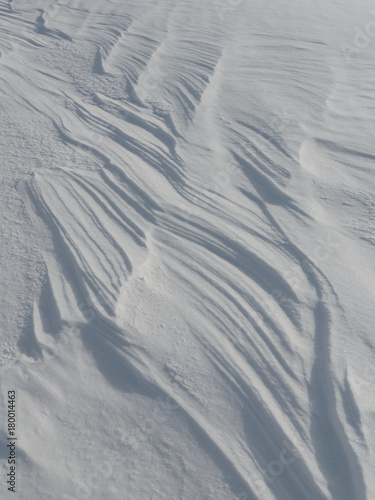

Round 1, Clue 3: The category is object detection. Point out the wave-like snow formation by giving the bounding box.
[1,0,374,499]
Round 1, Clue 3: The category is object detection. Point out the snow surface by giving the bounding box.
[0,0,374,498]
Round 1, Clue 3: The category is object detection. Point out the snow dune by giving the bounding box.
[0,0,374,499]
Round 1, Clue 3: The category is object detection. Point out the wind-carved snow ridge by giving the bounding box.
[2,0,374,499]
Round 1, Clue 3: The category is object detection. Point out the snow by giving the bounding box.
[0,0,374,498]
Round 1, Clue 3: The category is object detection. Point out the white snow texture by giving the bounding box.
[0,0,374,499]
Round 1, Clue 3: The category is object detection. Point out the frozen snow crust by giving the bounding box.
[0,0,374,499]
